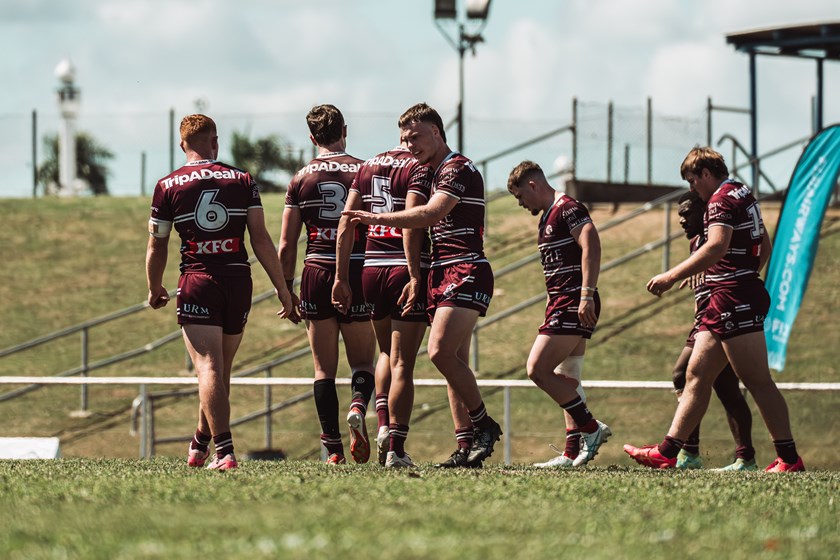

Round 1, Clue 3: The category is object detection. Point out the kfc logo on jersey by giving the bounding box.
[309,227,338,241]
[368,224,402,238]
[187,238,241,254]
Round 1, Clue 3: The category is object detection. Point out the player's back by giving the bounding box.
[286,152,364,269]
[704,180,764,289]
[151,159,258,276]
[353,147,432,267]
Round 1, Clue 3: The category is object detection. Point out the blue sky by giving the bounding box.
[1,0,838,197]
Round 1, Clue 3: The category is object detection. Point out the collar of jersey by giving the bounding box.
[186,159,216,166]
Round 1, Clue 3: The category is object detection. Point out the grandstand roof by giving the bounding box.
[726,22,840,61]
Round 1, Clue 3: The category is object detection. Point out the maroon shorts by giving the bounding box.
[538,291,601,338]
[362,265,429,323]
[300,263,370,323]
[698,284,770,340]
[427,261,494,320]
[176,272,252,335]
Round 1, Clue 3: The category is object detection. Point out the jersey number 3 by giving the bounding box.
[317,182,347,220]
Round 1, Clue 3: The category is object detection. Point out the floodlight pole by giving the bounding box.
[435,5,489,154]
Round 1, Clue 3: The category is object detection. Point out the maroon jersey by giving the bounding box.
[689,235,711,320]
[703,180,765,290]
[285,152,364,269]
[429,152,486,268]
[537,194,591,296]
[351,147,433,267]
[150,159,258,277]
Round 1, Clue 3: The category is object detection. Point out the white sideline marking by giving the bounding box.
[0,377,838,391]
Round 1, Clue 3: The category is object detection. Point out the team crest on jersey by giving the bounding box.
[545,225,553,235]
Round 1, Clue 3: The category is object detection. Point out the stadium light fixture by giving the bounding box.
[55,58,81,195]
[434,0,492,153]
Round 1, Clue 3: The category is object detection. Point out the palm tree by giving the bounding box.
[38,132,114,195]
[230,131,304,192]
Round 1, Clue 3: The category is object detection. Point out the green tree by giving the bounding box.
[38,132,114,195]
[230,131,304,192]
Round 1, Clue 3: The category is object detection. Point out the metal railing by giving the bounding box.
[3,376,837,464]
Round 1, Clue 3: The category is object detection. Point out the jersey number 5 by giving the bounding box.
[370,175,395,214]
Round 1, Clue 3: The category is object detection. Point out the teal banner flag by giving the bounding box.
[765,124,840,371]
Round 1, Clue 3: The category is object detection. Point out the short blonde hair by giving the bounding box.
[180,114,217,144]
[680,146,728,180]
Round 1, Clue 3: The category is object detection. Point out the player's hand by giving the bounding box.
[341,210,378,226]
[331,280,352,315]
[647,273,676,297]
[578,298,597,329]
[398,278,420,317]
[276,288,301,324]
[148,286,170,309]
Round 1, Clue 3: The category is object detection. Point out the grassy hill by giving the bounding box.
[1,194,838,468]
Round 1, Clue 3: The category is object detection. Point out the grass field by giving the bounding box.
[1,459,838,559]
[1,195,839,470]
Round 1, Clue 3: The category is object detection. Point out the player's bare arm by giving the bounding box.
[332,190,362,314]
[343,191,457,229]
[247,207,299,323]
[278,206,303,310]
[398,191,426,316]
[572,222,601,328]
[647,224,730,297]
[758,232,772,272]
[145,233,170,309]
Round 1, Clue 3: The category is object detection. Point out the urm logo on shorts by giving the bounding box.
[181,304,210,317]
[474,292,491,304]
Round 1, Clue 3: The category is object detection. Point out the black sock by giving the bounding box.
[191,430,211,452]
[773,439,798,465]
[560,396,594,429]
[350,370,375,413]
[213,432,234,459]
[314,378,341,445]
[389,423,409,456]
[658,435,684,459]
[468,402,493,430]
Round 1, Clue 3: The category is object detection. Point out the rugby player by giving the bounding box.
[279,105,376,465]
[146,114,297,471]
[625,146,804,472]
[507,161,611,468]
[669,190,757,471]
[343,103,502,468]
[333,142,433,468]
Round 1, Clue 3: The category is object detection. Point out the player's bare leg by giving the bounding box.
[721,331,802,470]
[182,324,241,469]
[528,335,609,466]
[371,317,393,464]
[671,346,703,469]
[428,306,501,464]
[340,320,377,463]
[306,318,344,462]
[384,319,427,467]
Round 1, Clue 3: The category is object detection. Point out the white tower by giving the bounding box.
[55,58,81,194]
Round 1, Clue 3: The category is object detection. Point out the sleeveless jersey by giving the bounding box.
[285,152,365,269]
[351,147,433,267]
[703,180,765,290]
[150,159,258,277]
[430,152,486,268]
[538,194,592,295]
